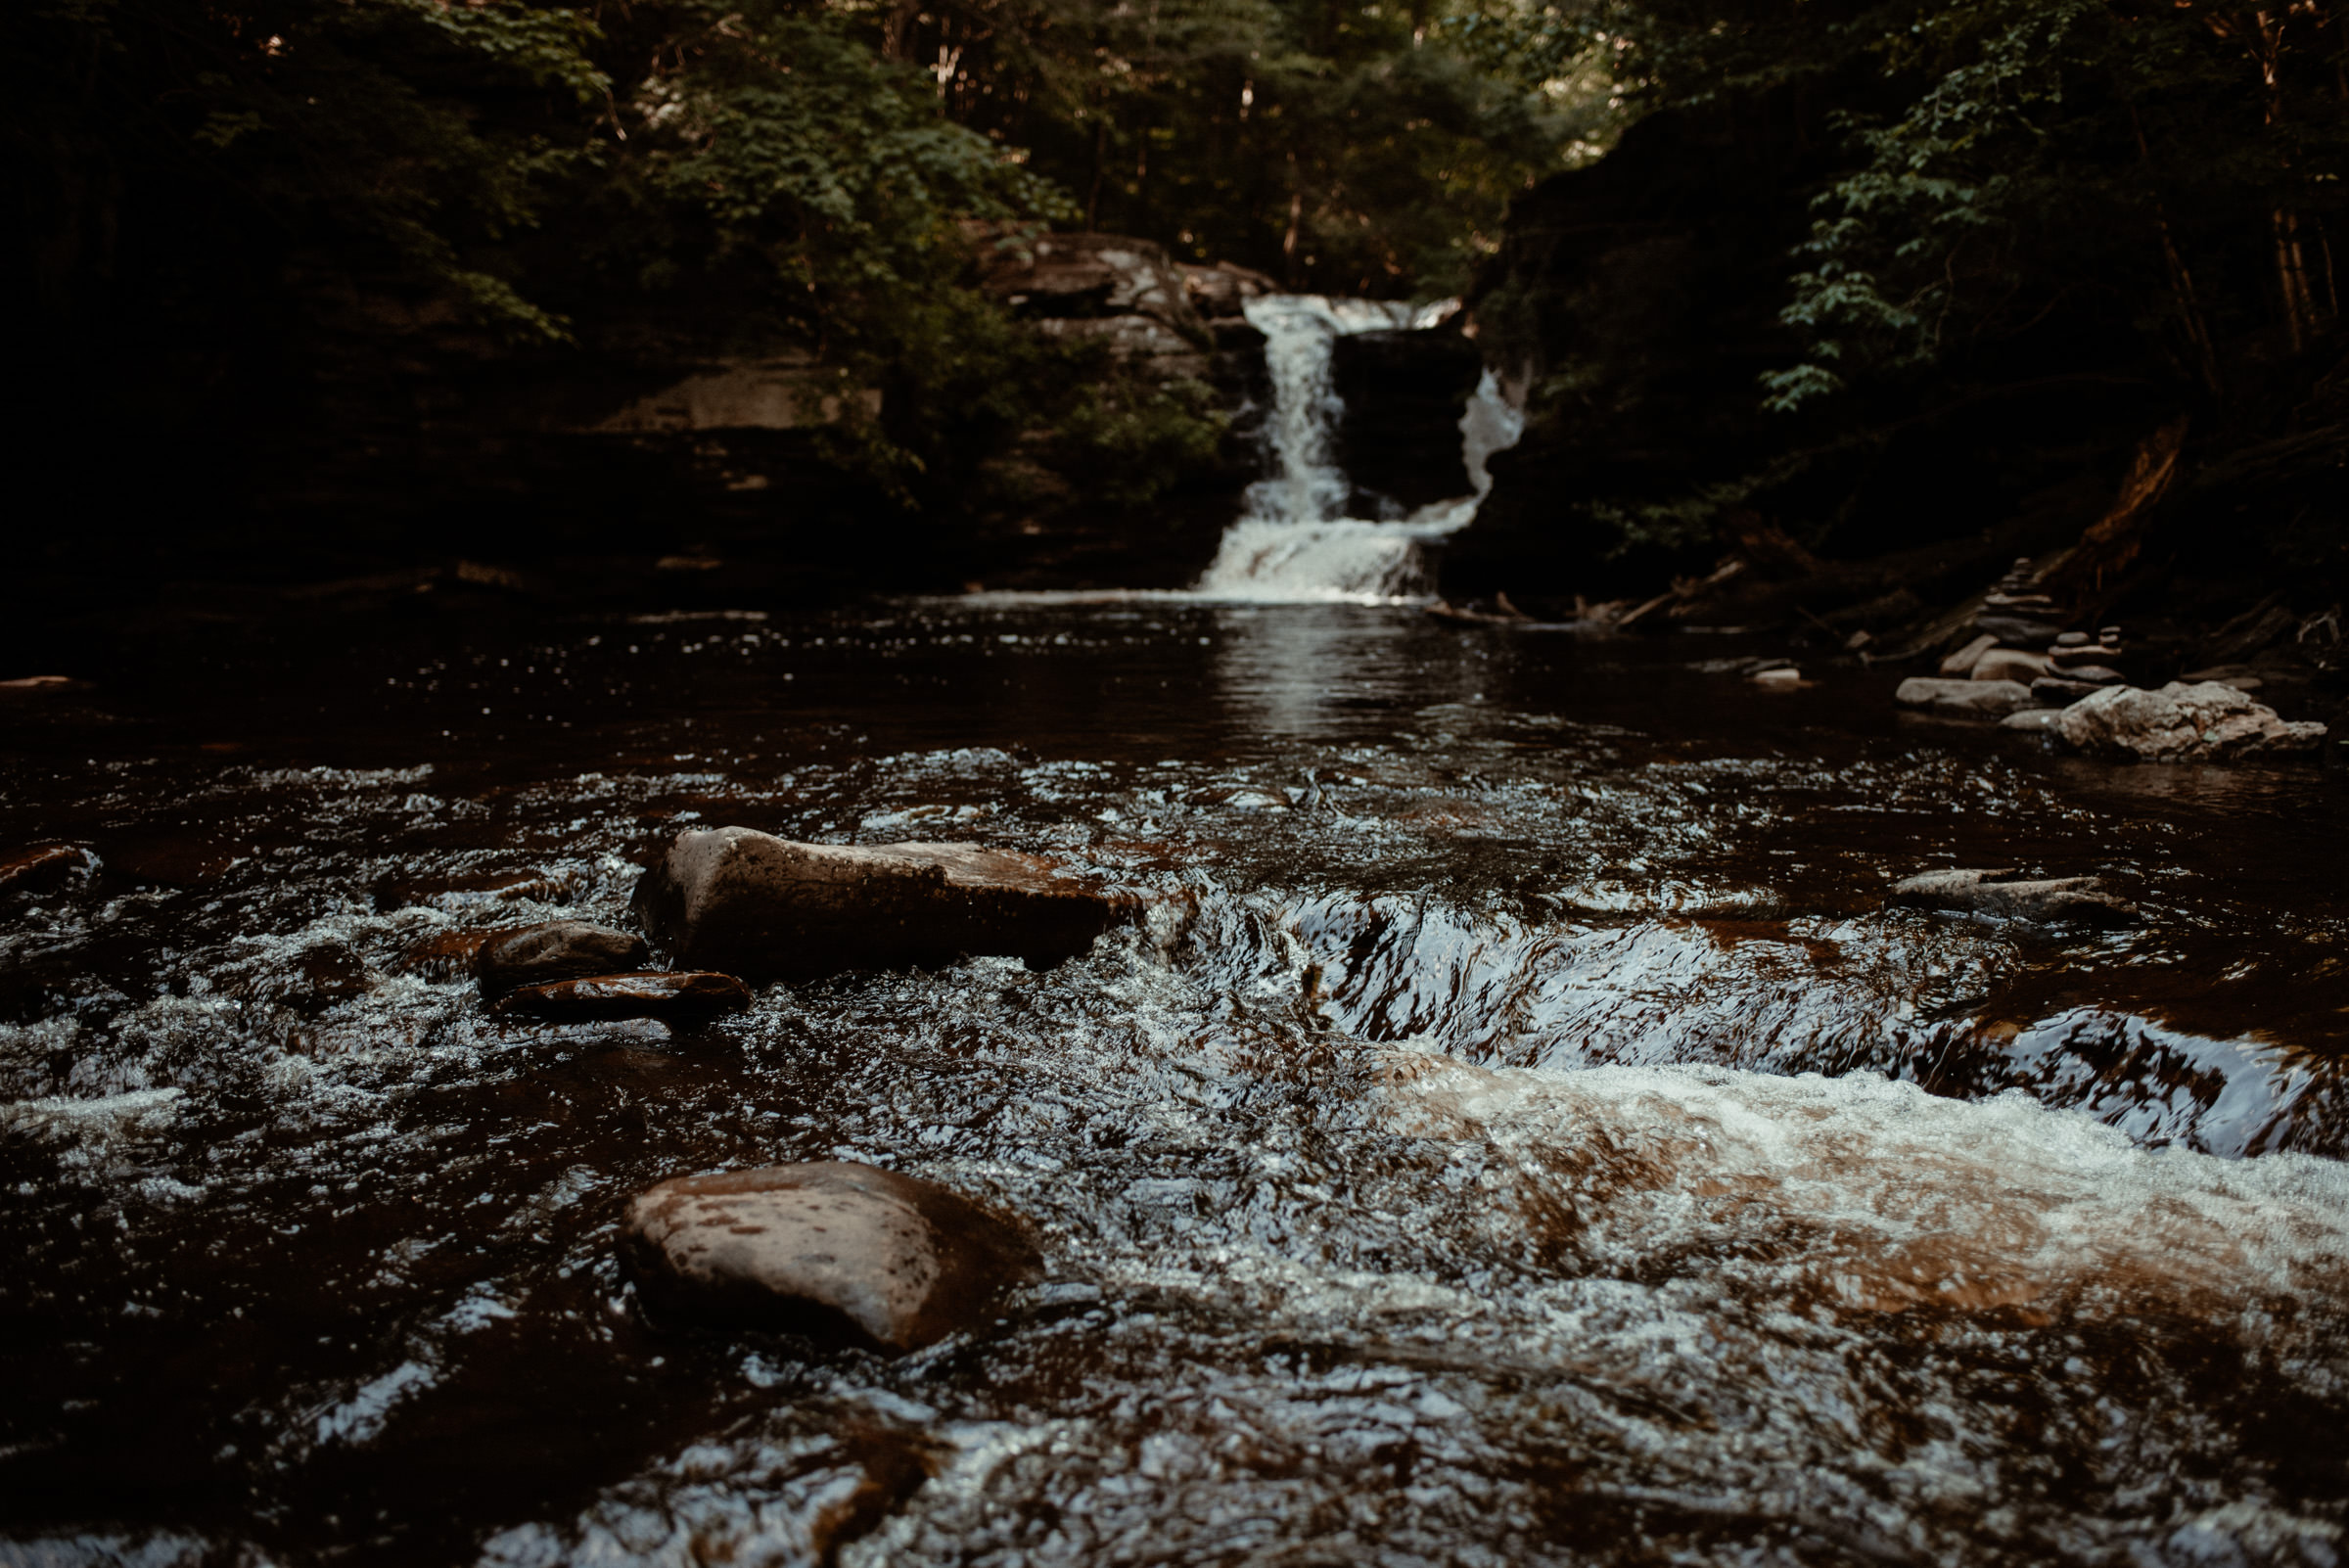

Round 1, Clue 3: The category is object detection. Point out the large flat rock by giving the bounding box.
[631,827,1133,980]
[2051,680,2328,761]
[622,1163,1038,1352]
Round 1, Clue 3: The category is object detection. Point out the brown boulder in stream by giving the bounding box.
[621,1162,1039,1352]
[632,827,1132,980]
[475,919,651,999]
[0,844,97,897]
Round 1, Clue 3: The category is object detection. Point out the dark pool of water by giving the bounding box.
[5,601,2348,1567]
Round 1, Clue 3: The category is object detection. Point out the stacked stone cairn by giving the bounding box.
[2034,628,2131,707]
[1895,559,2328,759]
[1934,560,2131,706]
[1895,559,2113,720]
[1971,558,2066,649]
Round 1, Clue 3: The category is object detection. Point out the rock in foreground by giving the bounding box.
[2051,681,2328,761]
[633,827,1133,980]
[0,844,97,897]
[1894,677,2036,719]
[493,971,750,1022]
[1890,868,2136,924]
[475,919,651,999]
[622,1163,1038,1352]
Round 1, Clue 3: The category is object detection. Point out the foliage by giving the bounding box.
[1757,0,2349,411]
[10,0,611,341]
[8,0,1602,535]
[1052,370,1231,508]
[1465,0,2348,577]
[867,0,1591,295]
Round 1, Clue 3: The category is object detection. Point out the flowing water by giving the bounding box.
[6,307,2349,1568]
[1193,296,1520,604]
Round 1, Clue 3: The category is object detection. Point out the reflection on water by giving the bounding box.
[1209,603,1486,738]
[2,601,2347,1566]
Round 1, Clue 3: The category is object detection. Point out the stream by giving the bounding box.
[5,300,2349,1568]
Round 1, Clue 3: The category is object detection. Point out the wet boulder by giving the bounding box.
[1178,260,1277,319]
[1890,868,2136,924]
[0,844,97,897]
[1894,677,2036,719]
[492,971,751,1023]
[622,1162,1039,1353]
[475,919,652,999]
[977,232,1200,333]
[2051,681,2328,761]
[632,827,1133,980]
[1331,325,1483,513]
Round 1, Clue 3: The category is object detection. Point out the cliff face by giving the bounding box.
[1331,326,1482,517]
[958,237,1274,590]
[1445,108,2176,604]
[1443,110,1826,598]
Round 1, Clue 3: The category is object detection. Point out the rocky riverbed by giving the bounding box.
[4,599,2348,1566]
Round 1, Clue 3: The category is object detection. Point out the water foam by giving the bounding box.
[1190,294,1520,604]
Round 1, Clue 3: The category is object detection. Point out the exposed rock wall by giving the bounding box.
[1442,110,1841,599]
[959,235,1275,590]
[1445,106,2173,602]
[1330,325,1481,516]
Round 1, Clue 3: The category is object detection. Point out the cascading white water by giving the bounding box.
[1193,294,1523,603]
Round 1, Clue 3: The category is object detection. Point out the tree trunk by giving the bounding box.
[1282,152,1303,286]
[882,0,920,63]
[1086,116,1107,232]
[2275,207,2318,351]
[2130,105,2222,394]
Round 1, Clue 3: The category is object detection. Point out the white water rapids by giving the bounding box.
[1193,294,1523,603]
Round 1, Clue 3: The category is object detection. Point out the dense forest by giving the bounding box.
[6,0,2344,604]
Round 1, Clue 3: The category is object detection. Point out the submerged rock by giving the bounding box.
[475,919,652,999]
[493,971,751,1022]
[1889,868,2137,924]
[632,827,1133,980]
[1894,677,2036,719]
[0,844,97,897]
[2051,681,2328,761]
[622,1162,1039,1352]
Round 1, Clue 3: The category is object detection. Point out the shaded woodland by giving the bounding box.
[6,0,2345,620]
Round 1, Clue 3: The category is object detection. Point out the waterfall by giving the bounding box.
[1192,294,1522,603]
